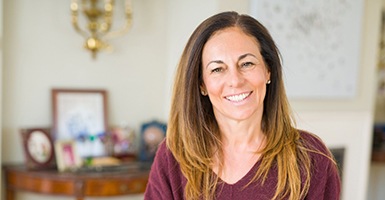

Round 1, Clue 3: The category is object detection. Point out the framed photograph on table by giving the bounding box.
[139,120,167,162]
[52,89,108,158]
[54,140,82,172]
[20,128,56,170]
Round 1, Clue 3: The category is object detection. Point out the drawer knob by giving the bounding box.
[120,184,128,192]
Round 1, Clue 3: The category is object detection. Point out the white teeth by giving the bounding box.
[226,92,250,102]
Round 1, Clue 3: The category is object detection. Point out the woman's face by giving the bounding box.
[201,27,270,122]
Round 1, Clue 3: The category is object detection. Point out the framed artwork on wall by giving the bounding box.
[20,128,56,170]
[52,88,108,158]
[250,0,364,98]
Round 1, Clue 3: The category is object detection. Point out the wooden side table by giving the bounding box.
[3,163,150,200]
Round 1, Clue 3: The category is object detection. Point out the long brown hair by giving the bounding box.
[167,11,312,200]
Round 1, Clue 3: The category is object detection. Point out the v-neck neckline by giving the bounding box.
[214,157,263,186]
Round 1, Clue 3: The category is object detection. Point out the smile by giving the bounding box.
[225,92,252,102]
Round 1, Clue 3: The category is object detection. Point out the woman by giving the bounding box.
[144,11,341,200]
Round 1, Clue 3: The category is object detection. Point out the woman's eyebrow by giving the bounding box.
[238,53,257,60]
[205,53,258,69]
[205,60,224,69]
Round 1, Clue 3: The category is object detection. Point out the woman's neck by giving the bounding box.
[218,118,265,152]
[212,119,266,184]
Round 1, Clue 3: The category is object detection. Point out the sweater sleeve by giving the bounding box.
[322,163,341,200]
[144,141,185,200]
[305,155,341,200]
[302,132,342,200]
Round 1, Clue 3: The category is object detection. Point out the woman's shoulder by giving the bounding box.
[153,139,183,173]
[297,129,337,165]
[148,138,185,184]
[155,139,176,163]
[298,130,330,153]
[157,139,168,154]
[145,140,186,199]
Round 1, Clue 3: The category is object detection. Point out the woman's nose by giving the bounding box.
[227,68,244,87]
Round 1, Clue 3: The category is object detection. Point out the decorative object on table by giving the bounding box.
[110,124,137,160]
[70,0,133,59]
[139,120,167,162]
[20,128,56,169]
[84,156,121,168]
[52,88,108,159]
[54,140,83,172]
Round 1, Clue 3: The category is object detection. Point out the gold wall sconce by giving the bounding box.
[70,0,133,59]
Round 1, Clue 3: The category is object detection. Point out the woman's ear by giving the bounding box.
[200,85,207,96]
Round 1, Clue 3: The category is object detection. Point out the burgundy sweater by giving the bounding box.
[144,131,341,200]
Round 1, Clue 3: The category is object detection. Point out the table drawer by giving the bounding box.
[7,171,77,195]
[84,177,148,196]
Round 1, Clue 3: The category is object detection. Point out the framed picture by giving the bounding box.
[52,88,108,158]
[54,140,83,172]
[110,125,138,160]
[20,128,56,169]
[139,120,167,162]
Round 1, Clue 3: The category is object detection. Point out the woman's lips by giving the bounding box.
[225,92,252,102]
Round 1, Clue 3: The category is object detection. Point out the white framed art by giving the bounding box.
[250,0,364,99]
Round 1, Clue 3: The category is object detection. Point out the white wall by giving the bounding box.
[0,0,3,196]
[164,0,218,119]
[1,0,381,200]
[369,163,385,200]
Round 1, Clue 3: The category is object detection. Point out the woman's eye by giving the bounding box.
[211,67,223,73]
[241,62,254,68]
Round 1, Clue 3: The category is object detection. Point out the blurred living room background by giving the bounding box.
[1,0,385,199]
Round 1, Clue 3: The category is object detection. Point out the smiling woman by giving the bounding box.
[200,26,271,184]
[201,27,270,124]
[144,11,341,200]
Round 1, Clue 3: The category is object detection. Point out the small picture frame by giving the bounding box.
[139,120,167,162]
[21,128,56,169]
[54,140,83,172]
[52,88,108,158]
